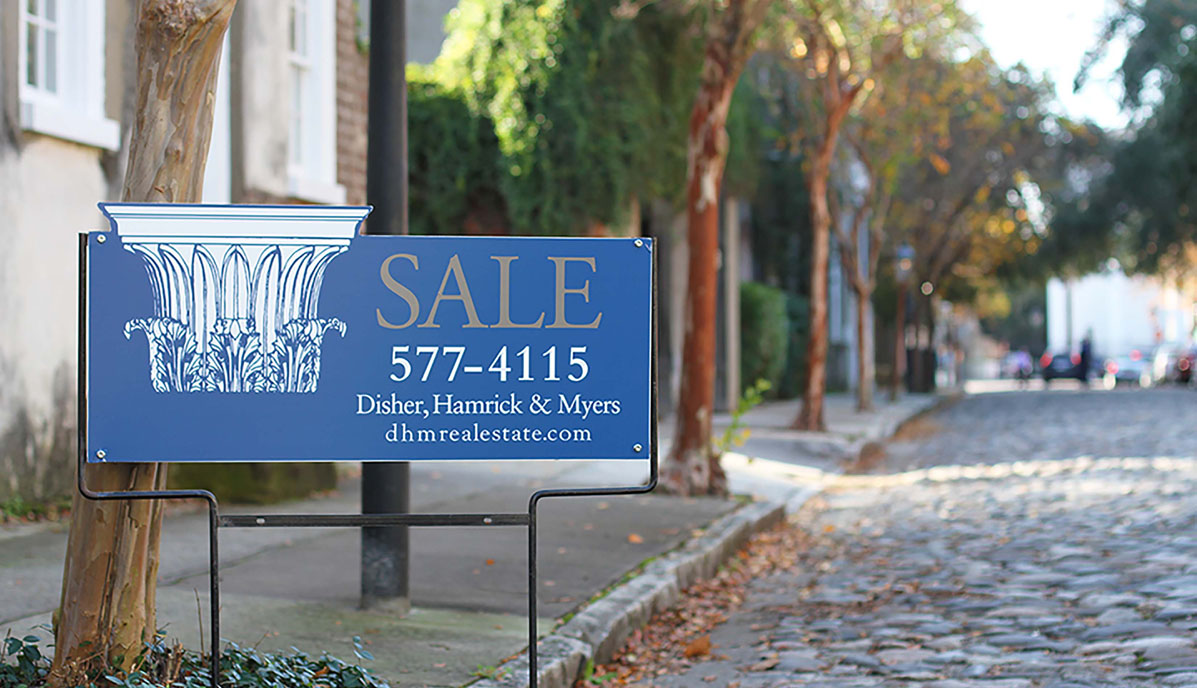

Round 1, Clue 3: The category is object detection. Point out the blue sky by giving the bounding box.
[961,0,1129,131]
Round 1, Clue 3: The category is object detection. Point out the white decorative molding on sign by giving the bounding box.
[100,204,370,394]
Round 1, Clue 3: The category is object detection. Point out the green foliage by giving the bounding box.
[749,156,812,295]
[470,664,508,680]
[0,496,71,523]
[579,657,618,685]
[740,282,790,394]
[407,67,505,235]
[885,56,1060,296]
[779,294,810,399]
[2,633,48,687]
[715,378,771,456]
[1060,2,1197,275]
[724,77,766,199]
[977,280,1047,355]
[167,463,336,505]
[1083,0,1197,109]
[1051,1,1197,275]
[423,0,702,235]
[0,634,389,688]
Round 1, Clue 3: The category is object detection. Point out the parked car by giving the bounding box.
[1041,352,1088,383]
[1175,348,1197,385]
[1150,347,1177,384]
[1152,345,1194,384]
[1102,354,1154,387]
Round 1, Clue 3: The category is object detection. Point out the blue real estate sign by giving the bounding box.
[86,204,653,463]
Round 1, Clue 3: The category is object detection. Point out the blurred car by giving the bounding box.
[1175,348,1197,385]
[1150,347,1177,384]
[1153,345,1193,384]
[1102,354,1154,387]
[1040,352,1088,383]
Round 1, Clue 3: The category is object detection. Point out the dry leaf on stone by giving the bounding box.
[628,533,645,544]
[580,522,812,686]
[683,634,711,658]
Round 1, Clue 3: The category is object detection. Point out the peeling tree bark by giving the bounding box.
[51,1,235,684]
[794,140,834,431]
[662,0,765,497]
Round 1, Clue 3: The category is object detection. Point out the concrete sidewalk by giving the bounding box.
[0,392,940,688]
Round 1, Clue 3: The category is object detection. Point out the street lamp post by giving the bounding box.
[361,0,410,612]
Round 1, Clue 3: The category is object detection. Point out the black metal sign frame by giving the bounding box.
[76,232,658,688]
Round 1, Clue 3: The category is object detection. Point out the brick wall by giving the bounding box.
[335,0,368,206]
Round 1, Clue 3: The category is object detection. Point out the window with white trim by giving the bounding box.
[288,0,309,171]
[24,0,59,95]
[286,0,344,204]
[18,0,119,150]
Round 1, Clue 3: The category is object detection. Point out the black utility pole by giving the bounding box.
[361,0,409,611]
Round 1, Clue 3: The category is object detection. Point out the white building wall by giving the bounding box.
[1047,269,1193,357]
[0,135,107,500]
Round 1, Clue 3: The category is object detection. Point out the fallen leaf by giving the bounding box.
[433,663,446,668]
[684,635,711,658]
[627,533,644,544]
[823,524,835,533]
[485,558,496,566]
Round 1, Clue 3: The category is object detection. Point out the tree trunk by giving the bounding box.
[662,12,757,496]
[794,147,833,431]
[890,280,906,401]
[855,285,873,412]
[51,2,235,684]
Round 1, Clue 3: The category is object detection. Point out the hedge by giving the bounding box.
[740,282,789,394]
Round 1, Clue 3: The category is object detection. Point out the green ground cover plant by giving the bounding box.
[0,634,388,688]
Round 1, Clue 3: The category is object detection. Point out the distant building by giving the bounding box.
[1046,266,1195,357]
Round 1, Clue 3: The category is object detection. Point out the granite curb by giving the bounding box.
[844,392,958,458]
[464,489,814,688]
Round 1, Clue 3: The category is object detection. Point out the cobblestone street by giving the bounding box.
[659,388,1197,687]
